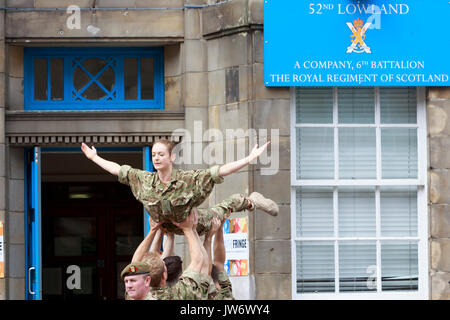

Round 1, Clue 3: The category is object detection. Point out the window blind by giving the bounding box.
[338,187,376,237]
[296,88,333,124]
[296,128,334,179]
[296,187,334,238]
[338,87,375,124]
[381,241,418,291]
[296,242,335,293]
[293,87,422,296]
[380,87,417,124]
[339,128,376,179]
[380,187,418,237]
[339,241,377,292]
[381,128,418,179]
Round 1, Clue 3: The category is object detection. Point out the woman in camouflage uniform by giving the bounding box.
[81,139,278,235]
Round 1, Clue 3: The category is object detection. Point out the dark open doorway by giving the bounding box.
[40,150,143,300]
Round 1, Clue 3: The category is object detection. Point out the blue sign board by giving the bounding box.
[264,0,450,86]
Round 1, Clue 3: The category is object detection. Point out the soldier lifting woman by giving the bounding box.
[80,139,279,236]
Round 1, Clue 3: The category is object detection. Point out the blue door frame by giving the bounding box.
[143,146,163,250]
[143,146,154,235]
[25,147,41,300]
[24,146,153,300]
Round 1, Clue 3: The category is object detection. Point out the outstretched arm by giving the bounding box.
[131,217,162,262]
[203,218,221,275]
[213,221,226,271]
[149,217,164,254]
[172,210,204,274]
[213,220,234,297]
[161,233,175,259]
[81,143,121,176]
[150,229,163,254]
[218,142,270,177]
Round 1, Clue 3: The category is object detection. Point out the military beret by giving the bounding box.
[121,261,151,279]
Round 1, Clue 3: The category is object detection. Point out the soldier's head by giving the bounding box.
[145,252,168,287]
[163,255,183,287]
[152,139,176,172]
[121,262,151,300]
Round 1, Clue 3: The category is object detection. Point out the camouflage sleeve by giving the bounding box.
[216,270,234,300]
[176,269,216,300]
[198,272,219,300]
[118,165,133,186]
[173,274,202,299]
[117,165,154,201]
[215,288,235,300]
[217,270,232,289]
[143,292,157,300]
[191,165,224,187]
[208,165,224,184]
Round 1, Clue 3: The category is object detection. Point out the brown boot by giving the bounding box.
[248,192,279,216]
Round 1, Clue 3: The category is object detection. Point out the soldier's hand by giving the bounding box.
[206,217,221,239]
[159,223,172,234]
[149,216,163,231]
[81,143,97,160]
[191,208,199,229]
[172,208,198,231]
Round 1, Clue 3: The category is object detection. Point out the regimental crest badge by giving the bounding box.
[129,266,137,273]
[346,18,372,53]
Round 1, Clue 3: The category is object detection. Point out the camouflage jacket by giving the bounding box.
[149,269,215,300]
[209,270,234,300]
[118,165,224,234]
[142,291,157,300]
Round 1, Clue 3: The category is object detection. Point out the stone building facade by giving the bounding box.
[0,0,448,300]
[428,87,450,300]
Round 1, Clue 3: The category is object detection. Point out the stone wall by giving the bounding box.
[202,0,291,299]
[5,0,184,39]
[0,0,6,300]
[3,38,26,298]
[428,87,450,300]
[251,29,291,300]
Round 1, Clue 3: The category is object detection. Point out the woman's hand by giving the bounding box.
[248,141,270,163]
[81,143,97,160]
[218,141,271,177]
[80,143,120,176]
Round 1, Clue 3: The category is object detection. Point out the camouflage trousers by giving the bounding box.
[161,193,252,235]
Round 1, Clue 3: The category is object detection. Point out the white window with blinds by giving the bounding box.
[290,87,428,299]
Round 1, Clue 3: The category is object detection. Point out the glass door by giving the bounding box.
[42,206,102,300]
[41,183,143,300]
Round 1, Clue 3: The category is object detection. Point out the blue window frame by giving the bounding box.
[24,47,164,110]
